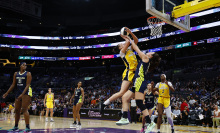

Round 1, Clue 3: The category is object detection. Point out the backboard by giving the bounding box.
[146,0,190,32]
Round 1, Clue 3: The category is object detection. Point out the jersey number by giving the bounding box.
[162,89,164,93]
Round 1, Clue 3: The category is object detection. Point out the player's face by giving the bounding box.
[48,88,51,93]
[147,83,152,90]
[20,63,27,70]
[78,82,82,87]
[161,75,166,80]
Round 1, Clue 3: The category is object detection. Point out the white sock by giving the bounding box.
[104,99,110,105]
[157,129,160,132]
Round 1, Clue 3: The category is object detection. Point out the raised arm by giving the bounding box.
[125,27,138,44]
[166,81,175,92]
[17,72,32,100]
[2,72,17,98]
[129,37,148,62]
[120,35,131,54]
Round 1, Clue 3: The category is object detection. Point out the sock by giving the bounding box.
[142,125,145,128]
[171,126,174,129]
[103,99,110,105]
[74,121,76,123]
[123,111,128,118]
[157,129,160,132]
[15,124,18,128]
[26,124,30,129]
[145,115,151,124]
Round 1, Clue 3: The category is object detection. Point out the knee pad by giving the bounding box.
[136,100,146,111]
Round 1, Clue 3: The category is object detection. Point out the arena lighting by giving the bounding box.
[0,7,219,40]
[1,21,220,50]
[17,36,220,61]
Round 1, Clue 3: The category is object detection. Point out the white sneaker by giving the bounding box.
[45,118,48,122]
[116,118,129,125]
[50,118,54,122]
[145,122,156,133]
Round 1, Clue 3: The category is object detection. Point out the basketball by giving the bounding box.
[120,27,129,36]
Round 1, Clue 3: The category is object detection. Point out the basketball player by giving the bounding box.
[70,81,84,126]
[154,74,175,133]
[141,82,158,132]
[2,62,32,132]
[101,27,138,120]
[44,88,55,122]
[117,37,161,133]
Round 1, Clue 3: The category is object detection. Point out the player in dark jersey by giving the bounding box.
[2,62,32,132]
[70,81,84,126]
[141,82,158,132]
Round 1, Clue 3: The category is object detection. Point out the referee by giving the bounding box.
[130,98,137,123]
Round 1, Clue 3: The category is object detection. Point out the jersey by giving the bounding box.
[133,59,151,93]
[155,82,173,98]
[46,93,54,102]
[74,87,82,100]
[15,71,32,97]
[145,92,155,105]
[120,46,138,71]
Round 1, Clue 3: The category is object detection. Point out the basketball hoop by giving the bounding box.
[147,16,164,36]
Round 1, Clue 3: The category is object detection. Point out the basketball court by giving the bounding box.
[0,114,219,133]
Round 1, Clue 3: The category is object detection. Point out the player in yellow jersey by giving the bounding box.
[154,74,175,133]
[44,88,55,122]
[102,27,138,116]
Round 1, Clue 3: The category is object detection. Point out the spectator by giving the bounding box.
[181,99,189,112]
[172,106,181,124]
[181,106,189,125]
[213,105,220,128]
[189,97,196,105]
[202,106,212,127]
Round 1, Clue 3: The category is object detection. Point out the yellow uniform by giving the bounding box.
[120,46,138,82]
[46,93,54,109]
[156,82,173,108]
[8,104,14,112]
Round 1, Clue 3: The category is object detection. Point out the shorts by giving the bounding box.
[145,103,154,110]
[46,102,53,109]
[129,86,135,93]
[158,96,170,108]
[133,77,147,94]
[122,69,135,82]
[73,98,82,106]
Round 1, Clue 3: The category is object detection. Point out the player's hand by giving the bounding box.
[124,27,132,34]
[120,34,130,40]
[151,81,155,88]
[2,93,8,99]
[17,94,23,101]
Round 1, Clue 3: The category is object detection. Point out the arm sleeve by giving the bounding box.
[155,83,160,89]
[168,82,173,87]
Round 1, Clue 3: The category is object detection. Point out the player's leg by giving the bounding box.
[73,105,77,125]
[164,98,174,133]
[116,90,134,125]
[21,95,31,131]
[104,80,131,105]
[157,103,163,133]
[45,102,49,122]
[7,99,22,131]
[50,108,54,122]
[76,103,83,125]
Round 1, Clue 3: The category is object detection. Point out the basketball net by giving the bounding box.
[147,16,164,36]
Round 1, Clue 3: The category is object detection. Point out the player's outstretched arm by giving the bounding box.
[120,35,131,54]
[2,72,17,99]
[125,27,138,45]
[129,37,148,62]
